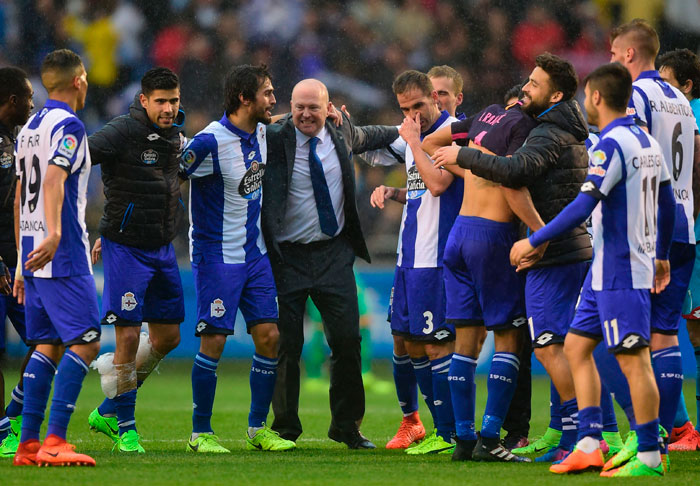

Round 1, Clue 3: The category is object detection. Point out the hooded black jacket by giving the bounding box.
[456,99,593,267]
[89,93,186,249]
[0,121,16,267]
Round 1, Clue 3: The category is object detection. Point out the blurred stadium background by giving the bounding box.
[1,0,699,373]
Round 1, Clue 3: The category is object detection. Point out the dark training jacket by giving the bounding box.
[89,93,186,249]
[0,122,16,267]
[456,99,593,267]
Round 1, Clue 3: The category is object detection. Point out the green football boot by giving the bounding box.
[602,431,624,456]
[246,424,296,451]
[9,416,21,437]
[605,456,664,477]
[88,408,119,443]
[0,432,18,458]
[116,430,146,453]
[603,430,637,471]
[405,429,455,455]
[512,427,562,455]
[187,433,231,453]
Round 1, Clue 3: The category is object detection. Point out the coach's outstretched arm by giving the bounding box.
[434,133,562,188]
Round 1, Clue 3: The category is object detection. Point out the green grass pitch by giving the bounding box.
[2,360,699,485]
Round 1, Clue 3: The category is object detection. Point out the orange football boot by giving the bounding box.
[13,439,40,466]
[386,411,426,449]
[36,434,96,467]
[670,421,694,443]
[550,447,604,474]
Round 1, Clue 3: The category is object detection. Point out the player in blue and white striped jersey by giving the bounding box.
[180,65,294,453]
[12,49,99,467]
[367,70,462,454]
[610,19,698,451]
[512,63,675,477]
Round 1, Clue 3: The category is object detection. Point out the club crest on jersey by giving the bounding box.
[57,134,78,158]
[141,149,159,165]
[591,150,606,166]
[406,165,427,199]
[210,298,226,318]
[0,152,12,169]
[238,160,265,200]
[121,292,138,311]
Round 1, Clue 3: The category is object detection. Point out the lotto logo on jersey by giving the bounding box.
[57,134,78,158]
[210,298,226,318]
[406,165,427,199]
[238,161,265,200]
[121,292,138,311]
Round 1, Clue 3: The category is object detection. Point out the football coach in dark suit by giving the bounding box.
[262,79,398,449]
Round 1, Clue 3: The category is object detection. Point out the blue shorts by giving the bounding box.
[443,216,526,331]
[526,261,588,347]
[569,271,651,354]
[390,266,454,342]
[651,242,694,334]
[24,275,100,346]
[101,237,185,326]
[0,267,26,344]
[193,255,278,336]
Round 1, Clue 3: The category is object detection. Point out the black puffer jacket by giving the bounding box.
[0,122,16,267]
[90,93,186,249]
[456,99,592,267]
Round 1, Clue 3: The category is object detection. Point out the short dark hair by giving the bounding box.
[0,67,29,106]
[141,67,179,96]
[504,81,525,105]
[392,70,433,97]
[41,49,83,91]
[584,63,632,112]
[658,48,700,99]
[610,18,659,62]
[223,64,272,116]
[427,65,463,95]
[535,53,578,101]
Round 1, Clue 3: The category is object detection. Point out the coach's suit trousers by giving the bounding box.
[270,235,364,441]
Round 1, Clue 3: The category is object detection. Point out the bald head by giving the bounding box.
[291,78,330,137]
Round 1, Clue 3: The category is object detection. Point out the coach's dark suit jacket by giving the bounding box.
[261,113,397,442]
[262,113,398,262]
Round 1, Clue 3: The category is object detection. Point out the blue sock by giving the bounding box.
[430,354,455,441]
[577,406,603,441]
[549,381,562,431]
[411,356,436,422]
[637,418,660,452]
[47,350,89,439]
[600,383,619,432]
[392,354,418,415]
[98,397,117,417]
[20,351,57,442]
[481,352,520,439]
[249,353,278,428]
[115,389,137,435]
[674,390,690,428]
[192,352,219,433]
[449,353,477,440]
[652,346,684,435]
[695,346,700,429]
[5,384,24,418]
[594,343,636,427]
[559,398,579,450]
[0,417,9,441]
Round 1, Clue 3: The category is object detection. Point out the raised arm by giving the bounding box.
[400,114,453,196]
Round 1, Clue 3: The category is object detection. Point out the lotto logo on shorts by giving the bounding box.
[210,298,226,318]
[121,292,137,311]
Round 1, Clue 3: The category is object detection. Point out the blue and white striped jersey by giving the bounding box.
[628,70,696,244]
[582,116,671,290]
[15,99,92,278]
[181,115,267,264]
[398,111,462,268]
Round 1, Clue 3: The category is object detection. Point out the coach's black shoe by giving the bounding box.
[503,434,529,451]
[451,437,478,461]
[328,427,376,449]
[472,436,531,463]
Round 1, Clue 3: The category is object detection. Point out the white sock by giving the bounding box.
[248,426,263,438]
[576,436,600,454]
[190,432,200,441]
[637,450,662,468]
